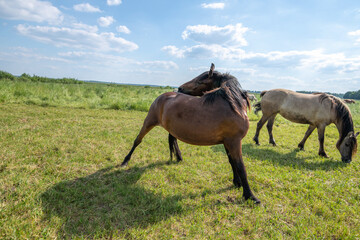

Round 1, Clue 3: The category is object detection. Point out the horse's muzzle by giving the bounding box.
[342,158,352,163]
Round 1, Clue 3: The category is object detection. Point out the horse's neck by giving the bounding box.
[334,117,354,148]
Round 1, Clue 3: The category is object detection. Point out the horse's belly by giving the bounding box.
[279,110,312,124]
[165,125,224,145]
[162,117,245,146]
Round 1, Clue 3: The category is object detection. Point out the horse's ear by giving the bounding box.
[209,63,215,77]
[355,132,360,138]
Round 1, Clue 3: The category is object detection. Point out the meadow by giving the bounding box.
[1,75,360,239]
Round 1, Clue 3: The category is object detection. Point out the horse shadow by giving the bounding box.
[40,161,183,239]
[211,144,346,171]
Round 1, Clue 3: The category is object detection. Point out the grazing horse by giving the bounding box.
[343,99,356,104]
[122,64,260,203]
[253,89,358,162]
[248,94,258,102]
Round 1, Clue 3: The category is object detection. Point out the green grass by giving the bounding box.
[1,80,360,239]
[0,78,174,111]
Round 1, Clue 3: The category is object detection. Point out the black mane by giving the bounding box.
[203,73,250,114]
[318,93,355,149]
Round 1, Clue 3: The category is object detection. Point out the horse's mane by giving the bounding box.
[203,73,250,114]
[318,93,356,151]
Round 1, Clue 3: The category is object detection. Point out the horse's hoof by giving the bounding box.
[120,161,128,167]
[245,195,261,204]
[298,143,305,150]
[319,152,328,158]
[270,142,276,146]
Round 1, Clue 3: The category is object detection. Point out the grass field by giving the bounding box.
[1,78,360,239]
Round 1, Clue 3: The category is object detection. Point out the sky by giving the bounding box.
[1,0,360,93]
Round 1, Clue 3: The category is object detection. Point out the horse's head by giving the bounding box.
[338,131,359,163]
[178,63,223,96]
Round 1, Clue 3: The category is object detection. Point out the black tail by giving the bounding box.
[253,90,267,115]
[253,102,262,115]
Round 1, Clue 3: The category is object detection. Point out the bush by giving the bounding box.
[0,70,82,84]
[0,71,15,80]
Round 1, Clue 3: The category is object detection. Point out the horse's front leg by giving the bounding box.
[317,125,328,158]
[298,125,316,150]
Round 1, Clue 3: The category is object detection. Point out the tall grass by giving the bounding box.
[0,77,173,111]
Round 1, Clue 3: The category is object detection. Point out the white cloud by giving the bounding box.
[201,3,225,9]
[162,46,184,58]
[162,44,245,59]
[0,0,63,24]
[348,30,360,36]
[16,24,138,53]
[73,3,101,13]
[182,23,248,46]
[163,23,248,59]
[0,48,71,63]
[107,0,122,6]
[116,25,131,34]
[348,29,360,44]
[243,49,360,74]
[164,23,360,75]
[98,16,115,27]
[58,51,178,70]
[72,23,98,33]
[242,50,320,68]
[138,61,178,70]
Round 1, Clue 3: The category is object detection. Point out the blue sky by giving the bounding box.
[1,0,360,92]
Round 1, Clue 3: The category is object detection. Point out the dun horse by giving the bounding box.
[253,89,358,162]
[122,64,260,203]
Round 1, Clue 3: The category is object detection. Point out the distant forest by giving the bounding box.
[343,90,360,100]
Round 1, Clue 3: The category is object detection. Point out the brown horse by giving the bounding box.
[253,89,359,163]
[122,64,260,203]
[343,99,356,104]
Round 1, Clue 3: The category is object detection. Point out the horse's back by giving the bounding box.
[261,89,333,125]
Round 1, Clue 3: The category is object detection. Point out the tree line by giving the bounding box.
[0,70,82,84]
[343,90,360,99]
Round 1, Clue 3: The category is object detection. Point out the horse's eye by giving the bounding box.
[345,143,350,147]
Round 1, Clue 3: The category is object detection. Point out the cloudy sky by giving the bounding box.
[1,0,360,92]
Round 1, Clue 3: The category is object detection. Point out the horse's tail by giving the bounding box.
[253,102,262,115]
[253,90,268,115]
[260,90,267,98]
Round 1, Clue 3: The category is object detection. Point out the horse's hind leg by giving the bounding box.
[317,125,328,158]
[168,134,183,162]
[298,125,315,150]
[224,141,260,204]
[266,114,277,146]
[224,146,242,188]
[253,114,271,145]
[121,115,158,167]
